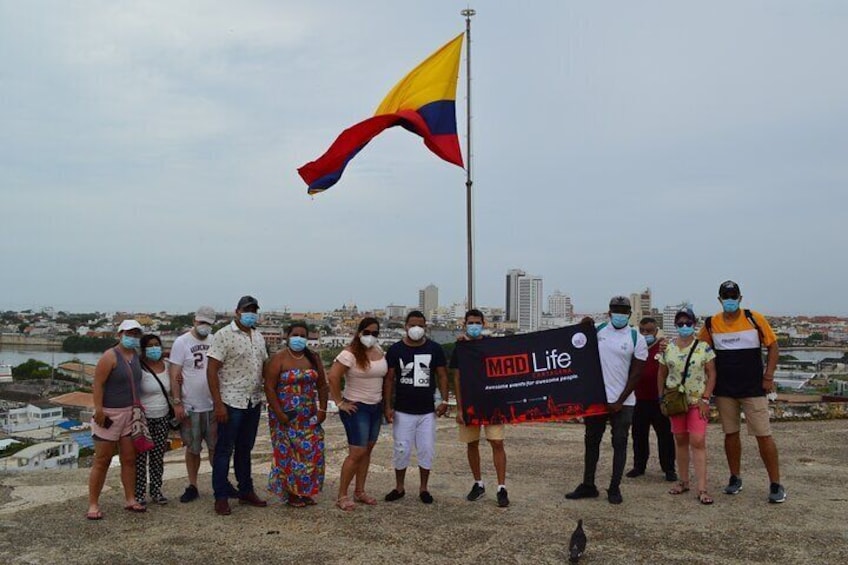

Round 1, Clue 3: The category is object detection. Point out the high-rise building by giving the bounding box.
[630,288,652,323]
[548,290,574,320]
[505,269,526,322]
[518,275,543,332]
[418,284,439,318]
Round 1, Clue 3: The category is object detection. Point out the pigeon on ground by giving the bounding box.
[569,519,586,563]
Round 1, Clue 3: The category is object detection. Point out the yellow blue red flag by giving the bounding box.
[298,34,465,194]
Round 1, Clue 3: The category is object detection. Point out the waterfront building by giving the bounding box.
[548,290,574,321]
[419,284,439,318]
[518,275,543,332]
[630,288,652,323]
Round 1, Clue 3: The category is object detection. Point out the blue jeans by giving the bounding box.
[212,402,261,500]
[339,402,382,447]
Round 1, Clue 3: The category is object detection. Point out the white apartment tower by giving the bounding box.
[548,290,574,320]
[518,275,543,332]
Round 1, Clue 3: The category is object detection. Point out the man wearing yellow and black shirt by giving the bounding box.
[698,280,785,503]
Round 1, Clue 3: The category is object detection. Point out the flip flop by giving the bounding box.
[85,510,103,520]
[668,482,690,495]
[124,502,147,513]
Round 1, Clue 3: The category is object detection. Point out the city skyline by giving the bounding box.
[2,2,846,315]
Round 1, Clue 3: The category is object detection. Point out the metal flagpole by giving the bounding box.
[461,8,475,309]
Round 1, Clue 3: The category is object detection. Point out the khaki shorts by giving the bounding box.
[458,423,505,443]
[715,396,771,437]
[180,410,218,454]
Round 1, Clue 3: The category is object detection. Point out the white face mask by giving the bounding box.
[360,335,378,348]
[196,324,212,338]
[407,326,426,341]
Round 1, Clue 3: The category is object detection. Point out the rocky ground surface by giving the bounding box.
[0,418,846,564]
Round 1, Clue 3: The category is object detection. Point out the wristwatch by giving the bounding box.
[172,398,183,405]
[699,397,710,404]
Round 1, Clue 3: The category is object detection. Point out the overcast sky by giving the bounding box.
[1,1,846,316]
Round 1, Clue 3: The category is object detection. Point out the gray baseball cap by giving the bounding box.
[195,306,216,324]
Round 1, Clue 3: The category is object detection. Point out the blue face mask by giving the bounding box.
[644,334,656,346]
[610,313,630,329]
[144,346,162,361]
[677,325,695,338]
[722,299,740,313]
[466,323,483,338]
[121,335,140,350]
[288,336,307,352]
[240,312,259,328]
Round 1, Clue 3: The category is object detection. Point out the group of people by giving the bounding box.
[85,279,786,520]
[566,280,785,506]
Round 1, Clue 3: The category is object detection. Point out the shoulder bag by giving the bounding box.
[661,340,699,417]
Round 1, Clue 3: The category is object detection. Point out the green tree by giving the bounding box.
[12,359,53,380]
[62,335,116,353]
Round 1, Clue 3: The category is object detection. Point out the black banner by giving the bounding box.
[456,323,608,425]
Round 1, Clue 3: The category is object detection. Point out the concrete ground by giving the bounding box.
[1,417,846,564]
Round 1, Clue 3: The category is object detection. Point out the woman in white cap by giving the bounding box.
[86,319,147,519]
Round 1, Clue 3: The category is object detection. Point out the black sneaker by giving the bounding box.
[607,487,623,504]
[724,475,743,495]
[768,483,787,504]
[565,483,599,500]
[625,469,644,478]
[466,483,485,501]
[497,488,510,508]
[179,485,199,503]
[665,471,679,482]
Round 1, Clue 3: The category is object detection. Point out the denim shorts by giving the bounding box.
[339,401,382,447]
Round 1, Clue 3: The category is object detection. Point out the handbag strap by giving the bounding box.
[115,347,141,407]
[141,360,171,403]
[680,339,700,385]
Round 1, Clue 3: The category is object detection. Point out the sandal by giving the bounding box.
[697,490,714,505]
[336,496,355,512]
[286,495,307,508]
[302,496,317,506]
[85,509,103,520]
[354,491,378,505]
[668,481,690,495]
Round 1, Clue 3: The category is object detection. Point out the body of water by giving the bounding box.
[783,349,846,363]
[0,350,103,368]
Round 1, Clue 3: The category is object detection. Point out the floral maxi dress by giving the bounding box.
[268,368,325,500]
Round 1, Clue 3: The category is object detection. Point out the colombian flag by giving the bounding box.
[298,34,465,194]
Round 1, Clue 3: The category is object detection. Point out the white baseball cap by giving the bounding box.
[195,306,216,324]
[117,319,143,333]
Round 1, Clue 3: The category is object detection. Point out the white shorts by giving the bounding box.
[392,411,436,470]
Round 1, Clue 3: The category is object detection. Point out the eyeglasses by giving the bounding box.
[675,321,694,328]
[361,330,380,337]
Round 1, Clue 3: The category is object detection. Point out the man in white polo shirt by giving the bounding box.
[566,296,648,504]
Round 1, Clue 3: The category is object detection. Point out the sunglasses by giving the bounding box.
[361,330,380,337]
[675,321,694,328]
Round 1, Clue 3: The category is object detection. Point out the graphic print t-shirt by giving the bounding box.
[386,339,447,415]
[169,331,213,412]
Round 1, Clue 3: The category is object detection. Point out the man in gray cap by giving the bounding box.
[207,296,269,515]
[169,306,221,503]
[566,296,649,504]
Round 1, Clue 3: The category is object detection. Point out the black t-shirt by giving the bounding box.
[386,339,447,414]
